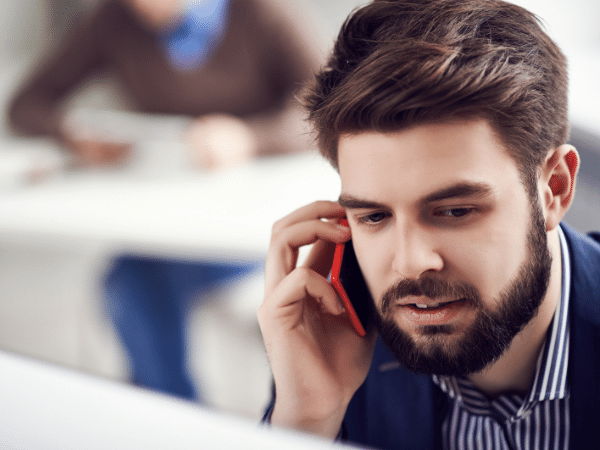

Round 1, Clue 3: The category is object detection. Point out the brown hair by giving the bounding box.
[303,0,568,190]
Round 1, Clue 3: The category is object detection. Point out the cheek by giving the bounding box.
[352,237,394,306]
[445,226,528,303]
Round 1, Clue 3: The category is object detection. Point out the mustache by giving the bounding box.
[381,277,481,314]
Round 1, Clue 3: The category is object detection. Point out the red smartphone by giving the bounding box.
[330,219,374,337]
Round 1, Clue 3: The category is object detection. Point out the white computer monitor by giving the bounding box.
[0,350,360,449]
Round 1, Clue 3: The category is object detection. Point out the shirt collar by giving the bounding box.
[528,224,571,402]
[432,225,571,416]
[160,0,229,71]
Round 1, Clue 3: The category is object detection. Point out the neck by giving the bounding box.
[467,227,562,398]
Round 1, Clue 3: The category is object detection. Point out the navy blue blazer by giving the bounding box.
[342,223,600,449]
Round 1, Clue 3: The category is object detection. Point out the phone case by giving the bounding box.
[330,219,372,337]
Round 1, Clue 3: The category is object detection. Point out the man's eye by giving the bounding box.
[435,208,473,218]
[358,212,389,224]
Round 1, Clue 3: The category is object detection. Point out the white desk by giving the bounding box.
[0,150,341,262]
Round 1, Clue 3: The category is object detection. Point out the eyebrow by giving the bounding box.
[422,181,494,203]
[338,181,494,210]
[337,195,387,210]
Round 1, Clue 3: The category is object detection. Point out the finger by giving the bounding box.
[274,219,350,251]
[303,239,338,278]
[260,266,344,324]
[265,218,350,294]
[271,201,346,233]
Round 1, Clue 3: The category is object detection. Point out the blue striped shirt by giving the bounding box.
[432,226,571,450]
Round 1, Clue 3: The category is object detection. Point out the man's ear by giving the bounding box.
[539,144,579,231]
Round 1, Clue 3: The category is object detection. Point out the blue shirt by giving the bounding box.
[160,0,229,71]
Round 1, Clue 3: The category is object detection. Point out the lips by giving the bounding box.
[410,298,466,310]
[398,298,470,326]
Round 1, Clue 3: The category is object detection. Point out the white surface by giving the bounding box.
[0,242,126,377]
[0,350,360,450]
[0,150,341,261]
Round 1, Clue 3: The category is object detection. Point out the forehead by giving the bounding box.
[337,119,523,204]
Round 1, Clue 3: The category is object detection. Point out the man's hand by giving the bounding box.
[185,114,258,169]
[258,201,377,439]
[67,138,131,166]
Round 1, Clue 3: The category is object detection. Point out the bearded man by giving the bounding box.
[257,1,600,448]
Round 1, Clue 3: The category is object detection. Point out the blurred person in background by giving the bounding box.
[8,0,318,167]
[8,0,320,401]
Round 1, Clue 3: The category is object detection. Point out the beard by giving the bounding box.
[373,198,552,376]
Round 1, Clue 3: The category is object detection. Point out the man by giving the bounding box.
[257,0,600,448]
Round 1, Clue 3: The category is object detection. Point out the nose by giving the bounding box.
[391,223,444,279]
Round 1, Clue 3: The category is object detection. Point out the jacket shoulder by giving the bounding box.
[560,223,600,323]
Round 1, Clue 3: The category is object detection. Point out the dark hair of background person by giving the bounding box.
[302,0,569,199]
